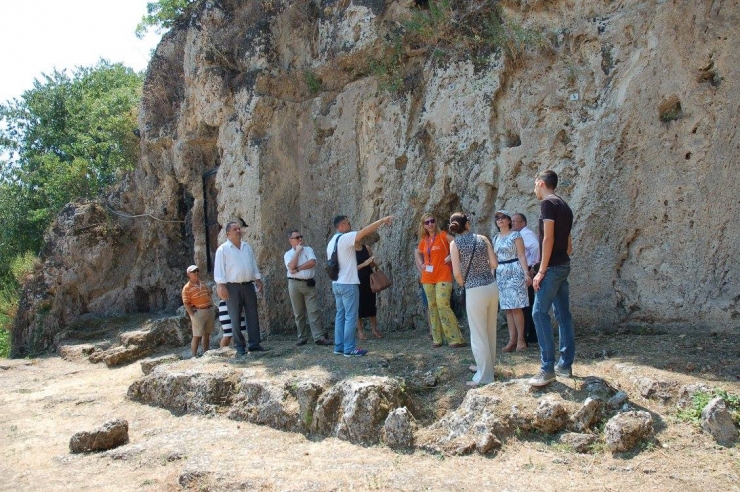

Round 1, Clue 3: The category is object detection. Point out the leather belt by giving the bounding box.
[288,278,308,282]
[194,305,214,310]
[499,258,518,264]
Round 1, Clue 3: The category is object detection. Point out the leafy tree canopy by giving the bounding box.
[0,60,143,273]
[135,0,197,38]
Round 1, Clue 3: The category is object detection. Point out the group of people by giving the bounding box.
[181,169,575,388]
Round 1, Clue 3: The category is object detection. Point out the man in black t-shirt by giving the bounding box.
[528,170,575,387]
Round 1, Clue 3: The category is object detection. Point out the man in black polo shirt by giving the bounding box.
[528,170,575,387]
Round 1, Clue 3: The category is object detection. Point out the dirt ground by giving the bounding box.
[1,322,739,491]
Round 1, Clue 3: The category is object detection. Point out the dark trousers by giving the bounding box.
[225,282,261,351]
[523,284,538,344]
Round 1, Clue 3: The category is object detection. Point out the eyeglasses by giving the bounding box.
[290,235,303,240]
[423,218,436,225]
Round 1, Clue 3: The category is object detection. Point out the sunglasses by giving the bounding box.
[423,218,436,225]
[290,235,303,240]
[495,216,507,221]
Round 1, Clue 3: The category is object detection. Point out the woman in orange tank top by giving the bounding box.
[414,213,466,348]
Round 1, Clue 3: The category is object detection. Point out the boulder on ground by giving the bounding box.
[701,397,739,445]
[69,419,129,453]
[607,391,629,409]
[604,411,653,452]
[569,397,603,432]
[533,397,569,434]
[382,407,417,449]
[582,377,618,401]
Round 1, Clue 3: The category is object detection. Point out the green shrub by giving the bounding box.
[677,389,740,425]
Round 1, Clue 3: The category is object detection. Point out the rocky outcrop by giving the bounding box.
[69,419,129,453]
[13,0,740,354]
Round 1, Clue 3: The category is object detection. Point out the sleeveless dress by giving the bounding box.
[356,245,377,318]
[494,231,529,310]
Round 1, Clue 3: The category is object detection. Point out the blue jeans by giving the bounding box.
[332,283,359,354]
[532,262,575,372]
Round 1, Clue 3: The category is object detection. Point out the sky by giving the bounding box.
[0,0,162,104]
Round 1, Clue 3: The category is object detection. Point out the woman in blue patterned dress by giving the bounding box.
[493,210,532,352]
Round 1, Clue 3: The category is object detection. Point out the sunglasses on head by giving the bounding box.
[424,218,436,225]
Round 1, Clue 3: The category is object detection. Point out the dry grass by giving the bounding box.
[0,322,738,491]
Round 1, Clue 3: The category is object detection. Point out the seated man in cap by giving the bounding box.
[182,265,215,357]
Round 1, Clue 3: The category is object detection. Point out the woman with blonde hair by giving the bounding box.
[449,212,499,386]
[414,213,466,348]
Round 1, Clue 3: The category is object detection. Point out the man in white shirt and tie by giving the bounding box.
[285,229,332,347]
[512,212,540,345]
[214,221,266,355]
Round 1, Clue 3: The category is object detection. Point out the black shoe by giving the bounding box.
[314,338,333,346]
[249,345,269,352]
[296,339,308,346]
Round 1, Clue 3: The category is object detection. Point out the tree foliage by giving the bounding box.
[135,0,197,38]
[0,60,143,274]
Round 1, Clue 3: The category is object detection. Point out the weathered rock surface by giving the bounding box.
[140,354,183,375]
[582,377,618,401]
[635,377,679,402]
[312,377,406,445]
[700,397,739,445]
[381,407,416,450]
[69,419,129,453]
[12,0,740,356]
[416,386,511,456]
[128,367,405,445]
[604,411,654,452]
[128,369,238,415]
[533,397,570,434]
[569,397,603,432]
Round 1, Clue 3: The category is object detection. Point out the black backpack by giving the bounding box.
[326,233,343,280]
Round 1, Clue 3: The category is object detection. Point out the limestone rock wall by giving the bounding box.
[13,0,740,354]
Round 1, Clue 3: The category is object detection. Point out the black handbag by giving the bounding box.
[325,233,343,280]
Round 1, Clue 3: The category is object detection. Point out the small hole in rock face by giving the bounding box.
[685,152,692,160]
[658,95,683,122]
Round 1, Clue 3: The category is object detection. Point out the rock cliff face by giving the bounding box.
[12,0,740,355]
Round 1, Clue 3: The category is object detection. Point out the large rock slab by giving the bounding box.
[128,369,239,415]
[69,419,129,453]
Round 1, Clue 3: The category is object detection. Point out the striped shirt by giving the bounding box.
[182,281,212,309]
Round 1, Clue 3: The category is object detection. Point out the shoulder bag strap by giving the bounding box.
[463,235,478,283]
